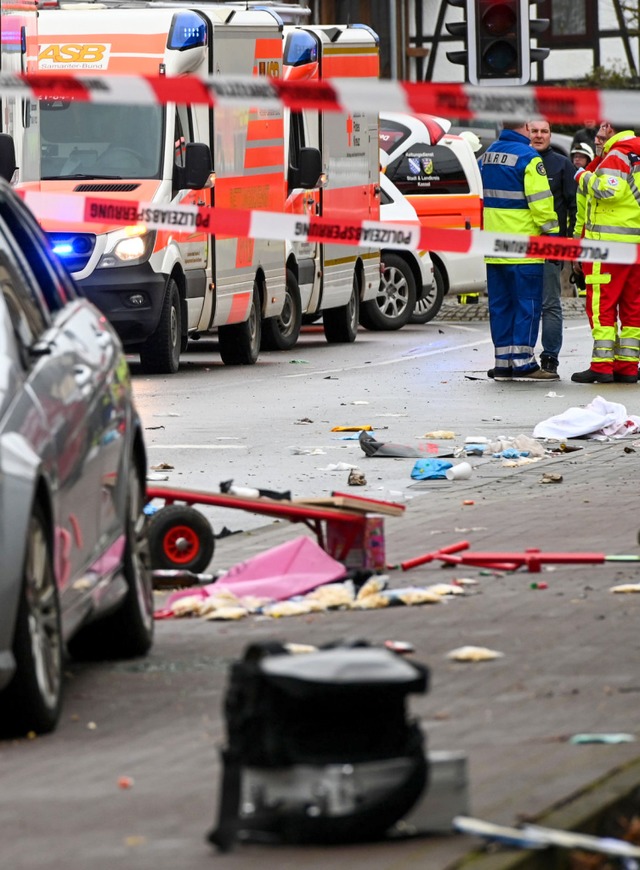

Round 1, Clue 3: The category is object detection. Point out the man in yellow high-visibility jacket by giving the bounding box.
[572,122,640,384]
[480,120,560,381]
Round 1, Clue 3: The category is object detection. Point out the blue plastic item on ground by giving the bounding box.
[410,459,453,480]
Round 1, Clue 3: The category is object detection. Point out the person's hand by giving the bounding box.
[572,261,584,275]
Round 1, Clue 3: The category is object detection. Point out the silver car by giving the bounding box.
[0,176,153,736]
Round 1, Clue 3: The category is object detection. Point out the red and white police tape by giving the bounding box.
[20,190,640,265]
[3,71,637,126]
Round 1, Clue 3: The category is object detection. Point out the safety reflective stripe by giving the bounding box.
[496,344,535,355]
[591,185,617,199]
[540,219,560,232]
[482,152,519,166]
[617,334,640,362]
[512,355,537,371]
[585,269,611,284]
[526,189,553,203]
[595,166,628,179]
[592,339,616,360]
[484,189,526,200]
[587,222,640,236]
[591,265,604,332]
[628,177,640,206]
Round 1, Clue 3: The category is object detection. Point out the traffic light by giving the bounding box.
[446,0,550,87]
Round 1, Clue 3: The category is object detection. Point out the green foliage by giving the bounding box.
[575,65,640,90]
[552,65,640,136]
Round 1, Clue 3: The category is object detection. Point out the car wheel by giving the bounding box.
[147,505,215,574]
[322,272,359,343]
[1,503,63,735]
[410,261,445,324]
[218,282,261,364]
[359,253,416,331]
[139,277,181,374]
[67,464,154,660]
[261,269,302,351]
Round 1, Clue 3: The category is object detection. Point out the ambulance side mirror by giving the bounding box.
[298,147,322,189]
[0,135,17,184]
[176,142,213,190]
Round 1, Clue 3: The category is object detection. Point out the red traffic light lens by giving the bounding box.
[481,3,517,36]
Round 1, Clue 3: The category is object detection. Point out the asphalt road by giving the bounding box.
[131,313,597,536]
[4,314,640,870]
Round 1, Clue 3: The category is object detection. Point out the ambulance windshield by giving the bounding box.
[39,100,164,180]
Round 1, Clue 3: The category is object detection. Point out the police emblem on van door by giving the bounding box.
[408,157,421,175]
[420,157,434,175]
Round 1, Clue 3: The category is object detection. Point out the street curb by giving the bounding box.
[449,757,640,869]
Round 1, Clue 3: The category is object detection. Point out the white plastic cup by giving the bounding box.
[445,462,473,481]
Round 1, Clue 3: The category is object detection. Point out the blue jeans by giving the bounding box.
[541,261,563,360]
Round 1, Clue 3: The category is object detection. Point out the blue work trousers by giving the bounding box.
[487,262,544,374]
[541,260,563,361]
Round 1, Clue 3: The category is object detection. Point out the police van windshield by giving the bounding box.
[39,100,164,180]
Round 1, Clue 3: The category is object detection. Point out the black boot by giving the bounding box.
[571,368,614,384]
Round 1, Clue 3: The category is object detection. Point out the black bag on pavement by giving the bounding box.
[207,640,429,850]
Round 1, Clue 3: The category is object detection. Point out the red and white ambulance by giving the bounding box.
[0,0,39,183]
[12,3,304,373]
[273,22,381,350]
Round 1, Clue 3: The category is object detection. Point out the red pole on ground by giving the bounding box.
[401,540,470,571]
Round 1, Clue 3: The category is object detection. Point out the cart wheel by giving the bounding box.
[147,505,215,573]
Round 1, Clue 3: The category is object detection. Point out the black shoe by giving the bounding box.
[487,367,512,380]
[614,372,639,383]
[571,368,614,384]
[540,355,559,375]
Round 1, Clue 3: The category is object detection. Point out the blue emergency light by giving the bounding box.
[168,11,207,51]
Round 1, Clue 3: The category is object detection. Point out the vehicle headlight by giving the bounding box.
[97,227,156,269]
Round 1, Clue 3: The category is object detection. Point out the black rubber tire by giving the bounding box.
[1,503,63,736]
[68,464,154,660]
[218,282,261,365]
[410,260,445,324]
[261,269,302,351]
[147,504,215,574]
[139,277,181,374]
[322,272,359,343]
[359,253,416,331]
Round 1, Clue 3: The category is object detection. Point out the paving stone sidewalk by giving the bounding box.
[438,294,587,322]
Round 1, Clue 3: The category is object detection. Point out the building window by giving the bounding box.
[538,0,595,47]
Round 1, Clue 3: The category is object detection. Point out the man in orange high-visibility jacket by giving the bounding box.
[572,122,640,384]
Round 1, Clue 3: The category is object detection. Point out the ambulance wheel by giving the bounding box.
[147,505,215,573]
[261,269,302,351]
[218,282,261,365]
[139,278,181,374]
[410,262,445,324]
[323,272,359,343]
[359,253,416,331]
